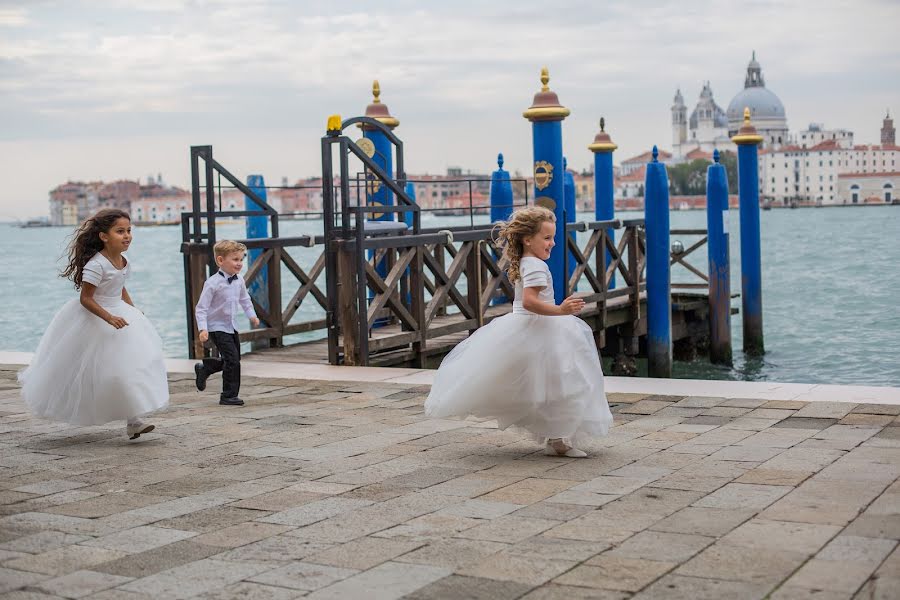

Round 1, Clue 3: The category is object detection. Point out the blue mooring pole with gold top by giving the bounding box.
[732,107,765,356]
[706,150,732,365]
[361,81,400,327]
[361,80,399,224]
[523,67,570,303]
[644,146,672,378]
[588,118,617,289]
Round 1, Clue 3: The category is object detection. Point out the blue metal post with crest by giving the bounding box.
[644,146,672,377]
[523,67,570,304]
[588,118,617,288]
[360,81,401,326]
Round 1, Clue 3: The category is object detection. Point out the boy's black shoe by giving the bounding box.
[219,397,245,406]
[194,363,208,391]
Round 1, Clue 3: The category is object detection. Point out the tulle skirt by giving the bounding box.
[424,312,613,442]
[19,298,170,426]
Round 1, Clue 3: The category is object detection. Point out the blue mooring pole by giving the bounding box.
[706,150,732,366]
[245,174,269,349]
[403,181,416,229]
[361,80,400,327]
[563,157,576,287]
[644,146,672,378]
[588,118,617,289]
[490,153,514,305]
[732,108,765,356]
[490,153,513,224]
[523,67,570,304]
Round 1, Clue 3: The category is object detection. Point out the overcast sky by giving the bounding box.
[1,0,898,219]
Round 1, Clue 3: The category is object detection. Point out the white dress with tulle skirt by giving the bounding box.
[19,253,170,425]
[425,256,613,442]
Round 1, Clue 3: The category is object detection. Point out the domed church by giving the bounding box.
[726,52,789,146]
[671,52,788,159]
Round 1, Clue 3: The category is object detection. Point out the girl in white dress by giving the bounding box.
[19,209,169,439]
[425,206,613,457]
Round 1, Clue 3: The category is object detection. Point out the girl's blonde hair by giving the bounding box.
[494,205,556,283]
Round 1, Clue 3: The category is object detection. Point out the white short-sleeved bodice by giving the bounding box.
[82,253,128,305]
[512,256,555,315]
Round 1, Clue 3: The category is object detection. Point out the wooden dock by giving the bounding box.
[181,142,725,375]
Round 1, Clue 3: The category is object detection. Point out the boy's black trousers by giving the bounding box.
[201,330,241,400]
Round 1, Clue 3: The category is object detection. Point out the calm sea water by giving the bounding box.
[3,206,899,386]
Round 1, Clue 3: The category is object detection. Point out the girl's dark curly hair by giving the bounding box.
[60,208,131,290]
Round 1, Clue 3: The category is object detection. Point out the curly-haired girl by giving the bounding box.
[425,206,612,457]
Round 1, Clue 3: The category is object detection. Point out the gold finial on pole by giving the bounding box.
[732,106,763,145]
[362,79,398,129]
[372,80,381,104]
[540,67,550,92]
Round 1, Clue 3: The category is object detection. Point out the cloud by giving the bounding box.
[0,7,27,26]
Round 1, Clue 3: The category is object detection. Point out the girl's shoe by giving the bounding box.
[545,439,588,458]
[127,422,155,440]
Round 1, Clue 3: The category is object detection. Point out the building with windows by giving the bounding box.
[758,111,898,205]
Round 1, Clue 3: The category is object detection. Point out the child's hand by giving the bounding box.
[560,295,585,315]
[250,317,260,327]
[199,330,209,343]
[107,315,129,329]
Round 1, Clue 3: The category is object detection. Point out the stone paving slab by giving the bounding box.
[1,364,900,598]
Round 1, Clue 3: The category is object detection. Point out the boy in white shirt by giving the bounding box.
[194,240,260,406]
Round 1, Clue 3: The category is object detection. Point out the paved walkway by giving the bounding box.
[1,363,899,599]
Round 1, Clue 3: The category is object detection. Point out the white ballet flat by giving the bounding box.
[545,443,588,458]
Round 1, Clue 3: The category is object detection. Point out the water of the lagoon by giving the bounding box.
[3,206,899,387]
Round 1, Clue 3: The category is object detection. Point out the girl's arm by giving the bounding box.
[521,286,585,316]
[121,286,135,307]
[80,284,128,329]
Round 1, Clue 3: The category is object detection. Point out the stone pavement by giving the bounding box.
[1,364,899,599]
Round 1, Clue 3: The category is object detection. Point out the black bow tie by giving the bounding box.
[219,271,239,284]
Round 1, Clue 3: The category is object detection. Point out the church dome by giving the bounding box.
[727,86,785,121]
[727,52,786,123]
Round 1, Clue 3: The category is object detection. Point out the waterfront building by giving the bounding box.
[672,53,788,160]
[759,125,898,205]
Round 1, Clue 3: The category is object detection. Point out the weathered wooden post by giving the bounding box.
[644,146,672,378]
[523,67,570,303]
[490,153,514,305]
[588,118,617,288]
[732,107,765,356]
[706,149,733,365]
[245,174,269,349]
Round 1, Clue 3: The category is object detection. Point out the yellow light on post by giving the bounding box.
[326,114,342,132]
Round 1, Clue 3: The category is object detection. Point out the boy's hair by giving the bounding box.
[214,240,247,258]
